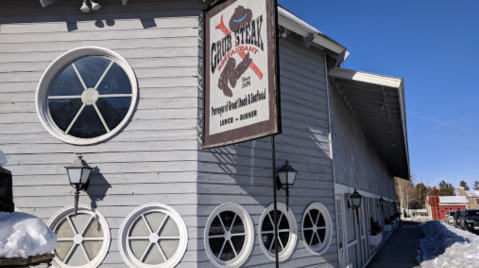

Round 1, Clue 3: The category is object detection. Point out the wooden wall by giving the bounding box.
[0,0,339,267]
[197,35,337,268]
[330,82,396,200]
[0,0,205,267]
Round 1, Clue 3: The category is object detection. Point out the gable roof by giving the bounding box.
[439,196,469,204]
[466,191,479,198]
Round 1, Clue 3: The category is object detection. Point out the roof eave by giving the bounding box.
[329,68,410,180]
[277,7,348,63]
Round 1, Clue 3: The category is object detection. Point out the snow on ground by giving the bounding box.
[419,220,479,268]
[0,212,57,258]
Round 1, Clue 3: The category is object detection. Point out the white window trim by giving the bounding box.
[118,203,188,268]
[36,46,138,145]
[47,204,111,268]
[301,202,333,256]
[204,202,254,268]
[258,203,298,262]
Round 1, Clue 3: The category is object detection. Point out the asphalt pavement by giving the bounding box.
[366,221,422,268]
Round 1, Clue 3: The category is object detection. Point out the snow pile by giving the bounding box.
[419,220,479,268]
[0,212,57,258]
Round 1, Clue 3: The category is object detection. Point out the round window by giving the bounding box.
[36,47,138,145]
[302,203,333,256]
[258,203,297,262]
[118,203,188,268]
[204,203,254,268]
[47,205,110,268]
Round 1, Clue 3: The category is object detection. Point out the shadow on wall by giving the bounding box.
[86,167,111,210]
[0,2,205,31]
[200,118,332,208]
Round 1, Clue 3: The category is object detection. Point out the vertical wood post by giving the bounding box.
[272,135,279,267]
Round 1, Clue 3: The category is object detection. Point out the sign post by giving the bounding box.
[204,0,279,149]
[204,1,281,266]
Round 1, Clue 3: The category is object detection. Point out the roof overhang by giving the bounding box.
[329,67,410,180]
[38,0,349,64]
[276,7,349,63]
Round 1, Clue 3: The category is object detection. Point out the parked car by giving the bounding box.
[446,211,455,224]
[453,209,462,227]
[447,211,456,225]
[459,209,479,232]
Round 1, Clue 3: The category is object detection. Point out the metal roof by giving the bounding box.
[439,196,469,204]
[466,191,479,198]
[329,67,410,180]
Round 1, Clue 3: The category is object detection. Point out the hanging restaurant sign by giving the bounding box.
[203,0,279,148]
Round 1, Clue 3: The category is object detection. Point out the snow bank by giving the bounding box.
[0,212,57,258]
[419,221,479,268]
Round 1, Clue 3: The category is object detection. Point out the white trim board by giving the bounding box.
[334,183,395,202]
[328,68,403,88]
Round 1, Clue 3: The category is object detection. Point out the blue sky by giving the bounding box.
[278,0,479,189]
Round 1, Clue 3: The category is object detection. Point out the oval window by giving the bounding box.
[258,203,297,262]
[37,47,138,145]
[118,203,188,268]
[47,205,110,268]
[302,203,333,255]
[204,203,254,268]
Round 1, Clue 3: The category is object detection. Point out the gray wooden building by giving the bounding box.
[0,0,409,267]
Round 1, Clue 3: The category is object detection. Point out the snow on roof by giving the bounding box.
[466,191,479,198]
[439,196,469,204]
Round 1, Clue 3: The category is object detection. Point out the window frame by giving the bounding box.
[47,204,111,268]
[204,203,254,268]
[36,46,138,145]
[258,203,298,262]
[118,203,188,268]
[301,202,333,256]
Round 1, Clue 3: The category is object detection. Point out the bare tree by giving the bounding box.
[395,176,418,217]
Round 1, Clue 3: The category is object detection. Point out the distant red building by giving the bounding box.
[426,196,469,220]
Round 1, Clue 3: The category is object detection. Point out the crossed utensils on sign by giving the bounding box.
[215,15,264,80]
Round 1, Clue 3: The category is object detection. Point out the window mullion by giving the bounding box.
[63,244,78,264]
[141,214,154,234]
[155,215,169,234]
[66,216,78,235]
[156,242,168,262]
[79,243,91,262]
[217,238,228,259]
[80,216,95,236]
[94,60,114,90]
[65,104,86,135]
[217,216,227,233]
[72,63,87,90]
[229,240,238,257]
[93,103,110,133]
[140,242,153,262]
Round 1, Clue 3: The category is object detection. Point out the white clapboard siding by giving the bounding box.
[197,36,337,267]
[0,0,205,266]
[330,83,397,199]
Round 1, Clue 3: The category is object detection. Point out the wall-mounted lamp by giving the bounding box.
[80,0,101,13]
[65,155,93,216]
[347,189,362,223]
[378,197,385,210]
[276,160,298,211]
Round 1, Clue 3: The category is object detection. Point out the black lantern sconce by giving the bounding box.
[65,155,93,216]
[347,189,362,223]
[276,160,298,211]
[378,197,386,210]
